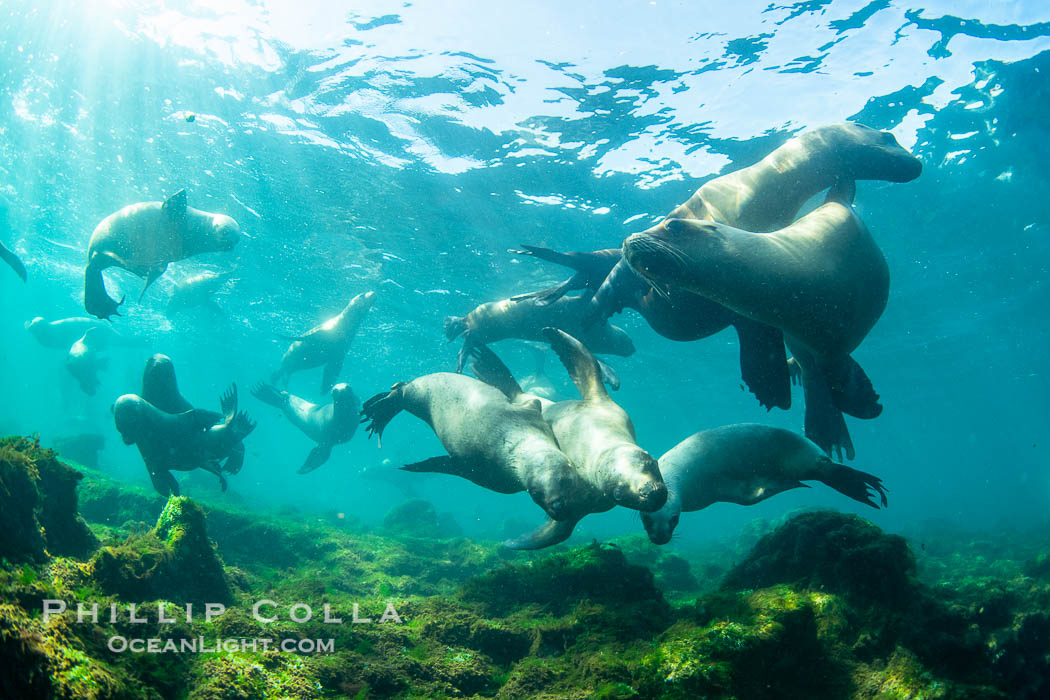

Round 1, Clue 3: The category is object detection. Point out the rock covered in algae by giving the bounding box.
[722,510,917,605]
[0,436,99,563]
[90,495,232,605]
[382,498,462,538]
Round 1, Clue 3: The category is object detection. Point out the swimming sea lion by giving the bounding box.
[1,239,26,281]
[512,245,790,409]
[84,189,240,319]
[49,433,106,469]
[468,332,665,550]
[518,344,558,400]
[360,372,585,521]
[272,291,375,394]
[141,353,247,475]
[113,384,256,496]
[166,270,232,316]
[251,382,360,474]
[640,424,888,544]
[25,316,103,350]
[623,201,888,460]
[65,328,111,396]
[444,293,634,388]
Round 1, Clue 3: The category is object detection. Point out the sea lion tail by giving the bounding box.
[542,327,607,401]
[816,459,888,509]
[360,383,408,445]
[444,315,468,342]
[250,381,287,409]
[503,517,579,550]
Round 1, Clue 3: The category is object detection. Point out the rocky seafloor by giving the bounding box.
[1,434,1048,699]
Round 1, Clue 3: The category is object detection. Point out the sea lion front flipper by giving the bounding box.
[84,255,125,320]
[138,263,169,302]
[814,459,888,509]
[595,358,620,391]
[510,278,575,306]
[801,370,855,461]
[401,455,468,478]
[542,327,608,402]
[321,356,345,395]
[148,467,179,497]
[250,381,287,409]
[360,383,408,445]
[733,317,791,411]
[827,355,882,420]
[468,345,524,400]
[503,517,580,550]
[1,240,27,282]
[299,444,333,474]
[162,189,188,225]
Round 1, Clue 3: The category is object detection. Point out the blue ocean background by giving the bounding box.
[1,0,1047,548]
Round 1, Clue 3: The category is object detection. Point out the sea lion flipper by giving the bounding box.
[84,257,125,320]
[219,384,239,421]
[223,443,245,475]
[510,278,575,306]
[162,189,188,225]
[148,467,179,497]
[733,317,791,410]
[401,455,464,477]
[816,459,888,509]
[360,384,408,444]
[825,178,857,205]
[828,355,882,420]
[250,381,287,409]
[1,240,27,282]
[468,345,523,400]
[801,372,855,461]
[595,358,620,391]
[138,263,168,302]
[299,444,333,474]
[787,357,802,386]
[321,357,344,395]
[503,517,579,550]
[542,327,608,401]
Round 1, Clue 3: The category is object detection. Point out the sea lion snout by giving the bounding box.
[614,478,668,511]
[212,215,240,251]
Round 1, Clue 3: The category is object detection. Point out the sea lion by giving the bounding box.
[65,328,111,396]
[623,201,888,460]
[84,189,240,319]
[26,316,103,350]
[518,344,558,400]
[141,353,247,475]
[512,245,790,409]
[1,239,27,281]
[444,293,634,388]
[166,270,232,316]
[251,382,360,474]
[113,384,256,496]
[640,424,888,544]
[468,331,665,550]
[272,291,375,394]
[360,372,584,521]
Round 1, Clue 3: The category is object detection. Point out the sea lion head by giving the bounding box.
[640,497,681,545]
[330,383,359,411]
[112,394,149,445]
[827,122,923,183]
[24,316,45,334]
[525,450,585,521]
[143,353,178,396]
[208,213,240,252]
[622,218,727,293]
[607,447,667,512]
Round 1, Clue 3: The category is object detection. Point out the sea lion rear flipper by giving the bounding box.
[138,263,169,302]
[148,467,179,497]
[827,355,883,420]
[401,455,465,477]
[219,384,239,421]
[84,257,125,320]
[468,345,524,400]
[801,371,855,461]
[733,317,791,411]
[223,443,245,475]
[815,459,888,509]
[825,178,857,206]
[321,357,345,395]
[162,189,188,225]
[503,517,580,550]
[510,278,575,306]
[299,444,333,474]
[250,381,287,409]
[360,383,408,446]
[1,240,27,282]
[595,358,620,391]
[228,410,257,442]
[542,327,608,401]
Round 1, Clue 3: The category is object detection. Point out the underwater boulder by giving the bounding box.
[90,495,232,606]
[382,499,461,538]
[0,436,98,563]
[721,510,917,605]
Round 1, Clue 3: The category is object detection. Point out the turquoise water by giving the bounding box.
[1,0,1048,544]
